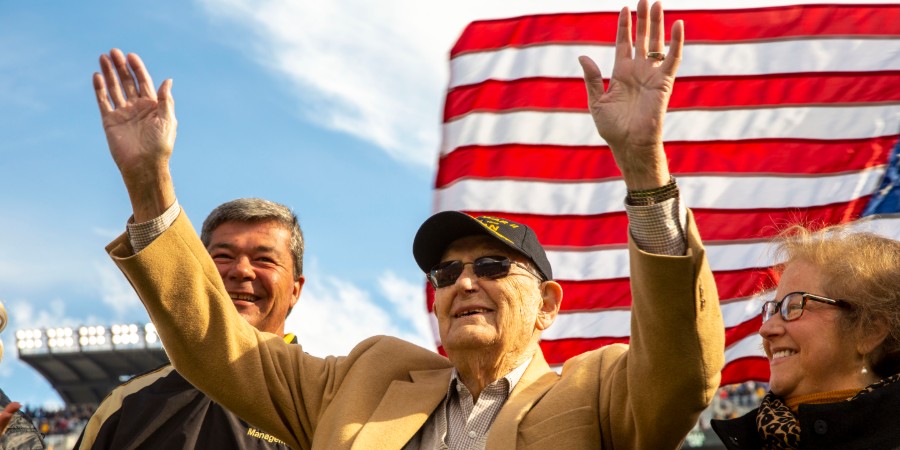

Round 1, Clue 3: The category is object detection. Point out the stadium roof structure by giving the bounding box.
[16,323,169,405]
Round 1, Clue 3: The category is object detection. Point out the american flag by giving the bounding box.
[430,2,900,385]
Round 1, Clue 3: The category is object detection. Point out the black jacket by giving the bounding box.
[711,380,900,449]
[75,335,298,450]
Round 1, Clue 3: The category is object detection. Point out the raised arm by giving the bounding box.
[93,49,177,222]
[580,2,724,448]
[578,0,683,190]
[93,50,318,448]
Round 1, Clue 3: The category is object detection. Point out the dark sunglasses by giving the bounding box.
[761,291,852,322]
[428,255,543,289]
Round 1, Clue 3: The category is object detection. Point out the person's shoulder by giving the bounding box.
[560,343,629,375]
[350,336,451,366]
[118,362,177,387]
[98,363,179,405]
[710,408,760,449]
[361,335,440,351]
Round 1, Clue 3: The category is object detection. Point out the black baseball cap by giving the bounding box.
[413,211,552,281]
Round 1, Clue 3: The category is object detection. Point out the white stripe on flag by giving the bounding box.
[547,247,631,281]
[546,240,774,280]
[435,169,886,214]
[450,39,900,88]
[545,215,900,280]
[721,294,770,329]
[543,309,632,340]
[441,105,900,152]
[442,0,900,21]
[725,334,768,362]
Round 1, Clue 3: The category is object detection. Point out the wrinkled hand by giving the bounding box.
[0,402,20,436]
[579,0,683,190]
[94,49,177,221]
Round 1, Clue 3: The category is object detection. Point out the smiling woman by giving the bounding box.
[712,223,900,449]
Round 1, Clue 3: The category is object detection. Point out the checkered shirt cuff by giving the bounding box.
[624,196,687,256]
[126,200,181,253]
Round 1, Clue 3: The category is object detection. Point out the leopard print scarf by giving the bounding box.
[755,392,801,449]
[755,374,900,449]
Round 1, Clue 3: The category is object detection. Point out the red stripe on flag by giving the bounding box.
[456,210,630,246]
[426,279,633,312]
[556,269,777,311]
[445,73,900,121]
[539,321,765,366]
[539,337,631,365]
[436,137,897,187]
[721,358,771,385]
[725,317,763,348]
[451,5,900,56]
[690,201,871,242]
[553,279,632,310]
[428,269,778,313]
[552,269,779,311]
[457,200,870,247]
[713,270,777,304]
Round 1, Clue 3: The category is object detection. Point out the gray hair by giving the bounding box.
[200,198,304,279]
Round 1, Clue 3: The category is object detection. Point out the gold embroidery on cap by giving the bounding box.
[476,216,516,244]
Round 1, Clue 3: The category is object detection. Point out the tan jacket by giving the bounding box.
[107,210,724,450]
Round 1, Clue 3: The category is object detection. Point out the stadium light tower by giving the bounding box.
[15,321,169,405]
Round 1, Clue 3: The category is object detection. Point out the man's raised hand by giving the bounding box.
[94,49,177,222]
[578,0,683,190]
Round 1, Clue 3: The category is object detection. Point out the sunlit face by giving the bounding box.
[432,235,546,359]
[207,220,303,335]
[760,260,863,398]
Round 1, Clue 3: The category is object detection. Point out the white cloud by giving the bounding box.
[193,0,629,169]
[95,262,143,319]
[196,0,870,169]
[377,270,437,348]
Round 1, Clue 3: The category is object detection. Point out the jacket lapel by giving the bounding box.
[352,368,452,449]
[486,352,558,450]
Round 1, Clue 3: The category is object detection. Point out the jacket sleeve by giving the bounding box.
[107,211,333,450]
[600,208,725,449]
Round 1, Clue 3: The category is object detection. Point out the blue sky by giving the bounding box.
[0,0,637,409]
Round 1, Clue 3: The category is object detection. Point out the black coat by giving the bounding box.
[76,335,299,449]
[711,380,900,449]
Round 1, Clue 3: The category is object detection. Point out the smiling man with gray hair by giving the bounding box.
[76,197,305,449]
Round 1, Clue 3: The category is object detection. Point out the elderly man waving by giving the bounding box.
[96,1,723,448]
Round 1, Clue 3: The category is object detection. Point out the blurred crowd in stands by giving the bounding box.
[697,381,769,430]
[22,403,95,437]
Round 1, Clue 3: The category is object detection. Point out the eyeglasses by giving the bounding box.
[761,291,852,322]
[428,256,543,289]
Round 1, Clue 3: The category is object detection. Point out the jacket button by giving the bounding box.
[814,419,828,434]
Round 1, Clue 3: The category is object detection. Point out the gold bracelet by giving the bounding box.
[625,177,679,206]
